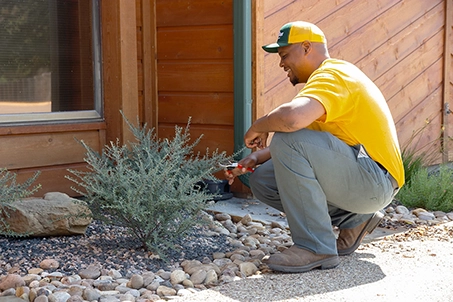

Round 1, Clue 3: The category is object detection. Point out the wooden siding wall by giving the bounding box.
[137,0,250,193]
[0,123,105,196]
[154,0,235,154]
[255,0,453,164]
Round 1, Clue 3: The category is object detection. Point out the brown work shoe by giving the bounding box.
[263,245,340,273]
[337,211,384,256]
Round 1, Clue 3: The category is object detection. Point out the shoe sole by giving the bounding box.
[338,211,384,256]
[266,255,340,273]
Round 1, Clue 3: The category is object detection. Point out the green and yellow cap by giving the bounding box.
[262,21,326,53]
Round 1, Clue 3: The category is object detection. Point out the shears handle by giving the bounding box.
[237,164,255,173]
[223,164,254,174]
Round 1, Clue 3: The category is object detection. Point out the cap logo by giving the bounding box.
[277,31,284,41]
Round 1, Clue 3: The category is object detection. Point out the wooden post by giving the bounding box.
[101,0,139,144]
[141,0,159,132]
[118,0,140,144]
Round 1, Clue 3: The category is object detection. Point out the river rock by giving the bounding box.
[170,270,186,285]
[204,270,218,285]
[395,205,410,215]
[128,274,143,289]
[40,259,60,270]
[156,285,176,297]
[66,296,84,302]
[78,265,101,280]
[0,275,25,291]
[240,214,253,225]
[48,291,71,302]
[1,192,92,236]
[189,270,206,285]
[82,288,101,301]
[239,262,258,276]
[418,212,436,221]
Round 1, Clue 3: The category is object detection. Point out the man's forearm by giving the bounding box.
[251,106,303,133]
[251,97,326,133]
[254,147,272,164]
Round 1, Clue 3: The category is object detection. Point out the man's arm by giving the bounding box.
[225,148,271,185]
[245,97,325,148]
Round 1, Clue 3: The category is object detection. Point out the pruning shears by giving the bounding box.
[219,161,255,173]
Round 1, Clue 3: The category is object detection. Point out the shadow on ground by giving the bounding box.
[201,252,385,302]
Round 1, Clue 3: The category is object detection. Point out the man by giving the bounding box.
[225,21,404,273]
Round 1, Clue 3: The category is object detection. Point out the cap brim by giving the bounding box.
[262,42,290,53]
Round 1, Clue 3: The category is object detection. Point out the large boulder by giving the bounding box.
[1,192,92,236]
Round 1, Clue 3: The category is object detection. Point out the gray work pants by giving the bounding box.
[249,129,395,255]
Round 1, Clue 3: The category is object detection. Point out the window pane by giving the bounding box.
[0,0,100,120]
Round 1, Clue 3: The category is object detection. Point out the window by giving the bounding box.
[0,0,102,124]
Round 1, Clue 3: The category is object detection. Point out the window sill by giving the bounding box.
[0,119,106,136]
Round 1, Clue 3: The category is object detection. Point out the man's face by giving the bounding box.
[277,43,309,85]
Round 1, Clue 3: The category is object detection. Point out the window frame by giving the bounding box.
[0,0,103,126]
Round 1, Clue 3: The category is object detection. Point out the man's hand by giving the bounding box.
[244,128,269,149]
[223,153,260,185]
[223,149,271,185]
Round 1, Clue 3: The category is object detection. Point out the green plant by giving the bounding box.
[399,119,440,186]
[396,164,453,212]
[0,169,41,236]
[394,118,453,211]
[66,115,234,259]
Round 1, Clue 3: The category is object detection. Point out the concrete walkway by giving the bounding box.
[209,197,403,241]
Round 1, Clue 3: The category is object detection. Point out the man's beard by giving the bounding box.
[290,76,299,86]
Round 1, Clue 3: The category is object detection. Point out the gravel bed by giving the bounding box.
[0,219,232,278]
[0,203,452,301]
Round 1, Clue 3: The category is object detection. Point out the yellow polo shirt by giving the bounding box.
[298,58,404,187]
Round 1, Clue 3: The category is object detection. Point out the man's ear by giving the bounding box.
[301,41,312,54]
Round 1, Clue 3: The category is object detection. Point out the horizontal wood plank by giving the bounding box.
[157,61,233,92]
[0,131,102,170]
[0,122,106,136]
[158,92,233,125]
[157,25,233,60]
[13,163,89,197]
[158,124,234,154]
[156,0,233,27]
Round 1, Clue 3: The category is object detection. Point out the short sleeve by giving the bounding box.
[296,70,353,123]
